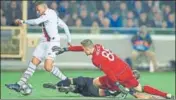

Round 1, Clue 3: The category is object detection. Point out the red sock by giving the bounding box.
[143,85,167,98]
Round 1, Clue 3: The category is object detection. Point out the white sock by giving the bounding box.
[149,61,154,73]
[51,66,67,80]
[166,94,172,98]
[17,62,36,85]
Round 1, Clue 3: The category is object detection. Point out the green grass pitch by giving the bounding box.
[1,69,175,99]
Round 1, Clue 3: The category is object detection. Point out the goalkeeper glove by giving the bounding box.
[116,82,129,94]
[57,78,71,87]
[52,46,68,55]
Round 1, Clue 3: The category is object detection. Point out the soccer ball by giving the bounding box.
[20,83,32,95]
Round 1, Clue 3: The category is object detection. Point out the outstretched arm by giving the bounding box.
[68,46,84,51]
[57,17,71,44]
[15,14,49,25]
[24,15,49,25]
[52,45,84,55]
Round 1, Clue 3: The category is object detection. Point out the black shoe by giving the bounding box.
[43,83,57,89]
[5,83,21,92]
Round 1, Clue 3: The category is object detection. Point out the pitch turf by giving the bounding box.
[1,69,175,99]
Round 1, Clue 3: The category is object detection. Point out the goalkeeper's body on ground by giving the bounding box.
[43,76,120,97]
[43,73,166,99]
[43,70,140,98]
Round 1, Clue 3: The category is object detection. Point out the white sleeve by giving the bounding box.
[57,17,71,43]
[24,14,49,25]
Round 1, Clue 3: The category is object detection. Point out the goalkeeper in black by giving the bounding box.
[43,70,140,98]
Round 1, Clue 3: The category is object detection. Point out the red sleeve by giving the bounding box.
[102,64,118,83]
[68,46,84,52]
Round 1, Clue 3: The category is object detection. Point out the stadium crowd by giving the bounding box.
[1,1,175,28]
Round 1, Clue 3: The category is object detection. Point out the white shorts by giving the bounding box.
[33,41,60,61]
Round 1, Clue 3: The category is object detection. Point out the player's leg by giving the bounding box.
[44,42,67,80]
[129,81,174,99]
[131,50,140,69]
[5,42,45,92]
[123,79,157,99]
[142,85,174,99]
[94,76,128,98]
[144,51,157,72]
[99,89,107,97]
[119,69,167,99]
[17,57,41,85]
[93,76,119,91]
[118,68,151,99]
[132,92,163,99]
[122,68,174,99]
[93,77,105,89]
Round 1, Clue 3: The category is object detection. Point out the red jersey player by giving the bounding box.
[52,39,174,99]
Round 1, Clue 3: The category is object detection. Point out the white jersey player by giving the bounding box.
[5,1,71,93]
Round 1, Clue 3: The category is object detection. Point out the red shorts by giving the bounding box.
[99,68,139,91]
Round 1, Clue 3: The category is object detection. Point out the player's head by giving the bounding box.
[139,25,148,36]
[35,1,48,15]
[81,39,94,56]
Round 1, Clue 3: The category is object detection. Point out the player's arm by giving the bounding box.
[68,46,84,51]
[57,17,71,45]
[15,14,49,25]
[131,35,138,44]
[52,45,84,55]
[144,34,152,47]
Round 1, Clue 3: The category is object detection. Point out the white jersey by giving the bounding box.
[24,8,71,43]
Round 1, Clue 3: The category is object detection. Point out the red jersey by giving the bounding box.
[68,44,131,83]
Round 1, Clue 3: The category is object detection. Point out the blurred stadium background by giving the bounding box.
[1,0,175,99]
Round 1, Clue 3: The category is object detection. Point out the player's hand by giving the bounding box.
[15,19,23,25]
[143,41,149,47]
[52,46,68,55]
[116,82,129,94]
[67,43,72,47]
[57,78,71,87]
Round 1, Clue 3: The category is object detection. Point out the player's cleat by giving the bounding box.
[43,83,57,89]
[166,94,175,99]
[5,83,21,92]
